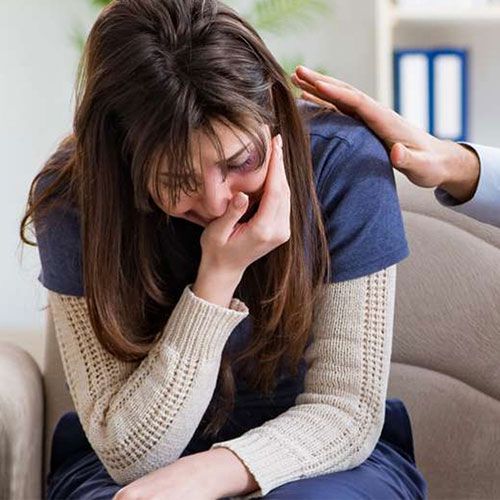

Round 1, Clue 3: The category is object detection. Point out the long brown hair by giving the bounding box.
[20,0,331,437]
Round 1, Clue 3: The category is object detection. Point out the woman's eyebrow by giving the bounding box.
[215,142,253,166]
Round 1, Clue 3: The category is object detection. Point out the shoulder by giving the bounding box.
[298,100,391,189]
[297,100,409,282]
[33,170,80,233]
[300,99,371,144]
[34,170,84,297]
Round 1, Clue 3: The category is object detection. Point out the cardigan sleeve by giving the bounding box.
[47,284,248,485]
[210,265,397,498]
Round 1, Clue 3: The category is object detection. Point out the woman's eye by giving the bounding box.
[228,150,260,173]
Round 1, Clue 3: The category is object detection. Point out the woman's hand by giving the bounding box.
[199,133,291,276]
[111,455,216,500]
[291,65,480,203]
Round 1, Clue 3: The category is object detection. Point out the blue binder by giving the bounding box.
[394,48,468,142]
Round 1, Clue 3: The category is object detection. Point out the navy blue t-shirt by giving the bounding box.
[35,107,408,296]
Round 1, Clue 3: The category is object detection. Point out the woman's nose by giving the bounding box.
[199,169,233,218]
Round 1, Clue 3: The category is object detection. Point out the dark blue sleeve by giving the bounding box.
[34,174,84,296]
[312,124,409,283]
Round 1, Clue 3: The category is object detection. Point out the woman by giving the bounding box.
[21,0,427,498]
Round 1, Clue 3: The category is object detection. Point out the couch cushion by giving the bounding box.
[388,173,500,499]
[0,342,44,500]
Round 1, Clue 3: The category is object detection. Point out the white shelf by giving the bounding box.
[392,5,500,24]
[346,0,500,145]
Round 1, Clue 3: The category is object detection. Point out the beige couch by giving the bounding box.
[1,174,499,500]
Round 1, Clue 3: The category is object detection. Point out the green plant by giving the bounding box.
[244,0,329,35]
[91,0,111,7]
[238,0,330,81]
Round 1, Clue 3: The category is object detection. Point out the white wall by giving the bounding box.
[395,21,500,147]
[249,0,380,97]
[0,0,97,365]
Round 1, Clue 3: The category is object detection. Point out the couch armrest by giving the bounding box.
[0,341,44,500]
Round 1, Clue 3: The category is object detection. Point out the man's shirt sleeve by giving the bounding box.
[434,143,500,228]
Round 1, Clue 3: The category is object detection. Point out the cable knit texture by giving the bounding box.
[48,284,248,484]
[48,266,396,497]
[213,266,397,499]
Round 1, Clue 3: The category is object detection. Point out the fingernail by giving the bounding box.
[398,148,407,166]
[234,192,247,208]
[277,134,282,147]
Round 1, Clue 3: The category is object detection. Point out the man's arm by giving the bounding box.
[291,65,500,228]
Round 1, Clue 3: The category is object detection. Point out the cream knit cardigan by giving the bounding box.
[47,265,396,498]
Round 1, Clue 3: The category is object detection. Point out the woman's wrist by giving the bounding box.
[185,448,259,498]
[192,262,244,308]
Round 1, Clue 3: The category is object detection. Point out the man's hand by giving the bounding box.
[291,65,480,203]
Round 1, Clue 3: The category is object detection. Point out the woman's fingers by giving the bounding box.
[274,135,291,239]
[250,135,282,228]
[211,191,250,242]
[250,134,289,240]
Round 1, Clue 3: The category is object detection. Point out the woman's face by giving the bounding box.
[155,120,271,227]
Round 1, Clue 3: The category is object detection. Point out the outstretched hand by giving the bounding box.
[291,65,480,202]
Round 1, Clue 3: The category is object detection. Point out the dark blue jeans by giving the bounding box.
[46,397,427,499]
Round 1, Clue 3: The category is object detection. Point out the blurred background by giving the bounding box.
[2,0,500,369]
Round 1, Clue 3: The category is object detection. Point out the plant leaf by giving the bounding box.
[91,0,112,8]
[246,0,330,35]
